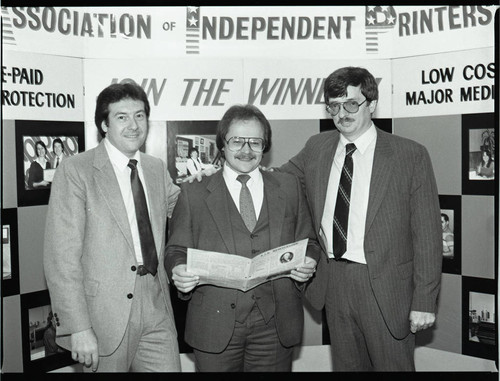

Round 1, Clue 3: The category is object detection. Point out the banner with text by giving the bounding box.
[2,51,84,121]
[83,58,391,121]
[392,47,494,118]
[2,6,496,60]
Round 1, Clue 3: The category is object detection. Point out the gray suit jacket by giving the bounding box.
[280,127,442,339]
[43,141,180,357]
[165,170,321,352]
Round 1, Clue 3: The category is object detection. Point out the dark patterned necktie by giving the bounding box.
[332,143,357,258]
[55,157,60,168]
[236,174,257,232]
[128,159,158,275]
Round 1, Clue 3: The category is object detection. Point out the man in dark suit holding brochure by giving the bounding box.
[165,104,321,372]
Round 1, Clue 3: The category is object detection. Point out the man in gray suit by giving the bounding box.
[279,67,442,371]
[43,82,181,372]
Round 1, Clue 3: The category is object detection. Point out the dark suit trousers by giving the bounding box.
[193,304,293,372]
[325,260,415,371]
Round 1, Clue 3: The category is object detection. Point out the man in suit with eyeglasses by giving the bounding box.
[279,66,442,371]
[165,104,321,372]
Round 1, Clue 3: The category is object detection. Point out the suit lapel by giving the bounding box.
[206,172,236,254]
[262,171,286,249]
[365,129,394,234]
[313,132,339,253]
[314,133,339,229]
[92,142,135,252]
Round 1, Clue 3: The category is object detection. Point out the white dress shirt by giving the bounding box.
[104,138,152,264]
[321,124,377,263]
[222,164,264,220]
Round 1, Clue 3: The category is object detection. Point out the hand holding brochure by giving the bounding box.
[187,238,309,291]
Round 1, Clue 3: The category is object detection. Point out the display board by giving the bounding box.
[1,5,497,373]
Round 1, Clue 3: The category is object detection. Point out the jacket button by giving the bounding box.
[131,266,137,272]
[230,303,236,309]
[56,323,60,327]
[127,293,133,299]
[251,249,258,254]
[54,313,58,317]
[250,234,257,238]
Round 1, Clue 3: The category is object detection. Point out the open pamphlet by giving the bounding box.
[187,238,309,291]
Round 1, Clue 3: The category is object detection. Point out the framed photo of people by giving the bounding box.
[20,290,75,372]
[15,120,85,206]
[462,276,497,361]
[438,195,461,275]
[461,113,495,195]
[166,120,222,185]
[2,208,20,297]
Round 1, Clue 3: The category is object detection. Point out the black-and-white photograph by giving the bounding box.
[15,120,85,206]
[22,135,79,190]
[1,4,497,375]
[2,208,20,297]
[21,290,75,372]
[3,224,12,280]
[439,195,461,274]
[27,305,65,361]
[166,121,222,184]
[462,276,496,361]
[462,113,495,195]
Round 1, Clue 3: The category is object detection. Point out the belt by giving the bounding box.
[136,265,150,276]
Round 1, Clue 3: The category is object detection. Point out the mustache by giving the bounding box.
[235,153,257,160]
[338,117,354,124]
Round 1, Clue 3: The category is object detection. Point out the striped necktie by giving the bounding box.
[332,143,357,258]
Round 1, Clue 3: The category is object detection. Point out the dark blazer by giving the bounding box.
[43,141,180,363]
[280,127,442,339]
[165,169,321,353]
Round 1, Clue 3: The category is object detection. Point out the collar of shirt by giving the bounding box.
[222,163,262,188]
[222,163,264,219]
[337,122,377,159]
[104,138,141,173]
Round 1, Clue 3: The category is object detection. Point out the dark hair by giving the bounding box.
[94,82,150,138]
[441,213,449,222]
[324,66,379,104]
[52,138,64,152]
[481,149,493,168]
[35,141,48,158]
[188,147,199,157]
[215,104,272,155]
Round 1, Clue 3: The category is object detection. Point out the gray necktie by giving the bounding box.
[236,174,257,232]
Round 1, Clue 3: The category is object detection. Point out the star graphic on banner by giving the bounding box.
[380,6,390,12]
[387,14,395,24]
[366,15,375,25]
[188,6,199,14]
[188,16,198,27]
[367,6,376,12]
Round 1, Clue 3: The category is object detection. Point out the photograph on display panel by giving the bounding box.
[166,120,222,185]
[15,120,85,206]
[2,208,20,297]
[438,195,461,275]
[21,290,75,372]
[462,276,496,361]
[462,113,495,195]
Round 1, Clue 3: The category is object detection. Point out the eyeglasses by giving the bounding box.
[224,137,265,152]
[325,99,367,116]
